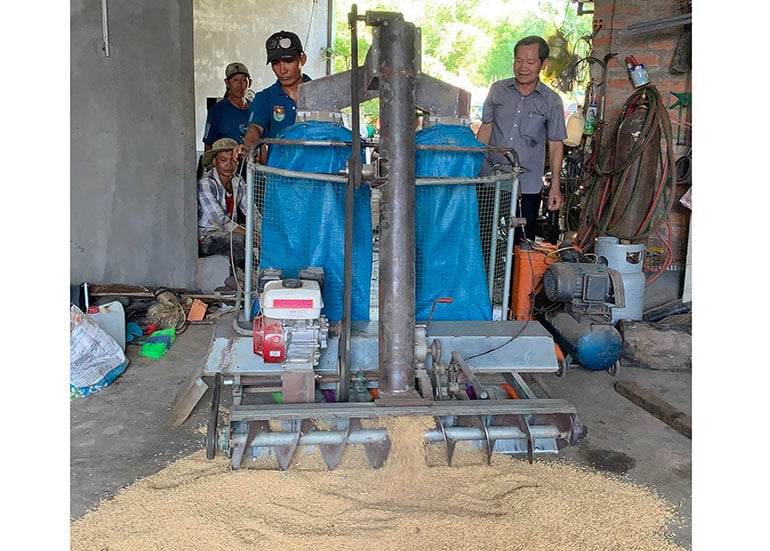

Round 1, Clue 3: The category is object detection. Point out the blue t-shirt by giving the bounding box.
[202,98,251,146]
[248,74,312,141]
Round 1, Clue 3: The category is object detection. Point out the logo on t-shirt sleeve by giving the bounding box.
[273,106,286,122]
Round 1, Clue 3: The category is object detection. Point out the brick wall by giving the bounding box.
[589,0,691,269]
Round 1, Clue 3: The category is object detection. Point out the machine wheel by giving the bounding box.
[556,355,570,378]
[608,359,621,377]
[336,355,350,403]
[206,372,222,460]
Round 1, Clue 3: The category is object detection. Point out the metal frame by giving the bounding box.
[202,7,586,470]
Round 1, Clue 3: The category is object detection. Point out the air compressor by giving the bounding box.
[511,241,625,375]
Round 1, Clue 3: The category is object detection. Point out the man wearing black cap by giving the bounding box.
[203,62,253,152]
[243,31,311,163]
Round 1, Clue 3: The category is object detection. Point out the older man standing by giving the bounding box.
[476,35,566,243]
[197,138,255,274]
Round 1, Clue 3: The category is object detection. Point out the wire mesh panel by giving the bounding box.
[254,165,372,323]
[370,178,512,321]
[245,125,518,323]
[476,184,514,307]
[413,124,491,321]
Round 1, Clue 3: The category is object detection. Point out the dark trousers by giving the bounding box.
[199,231,246,270]
[514,192,542,245]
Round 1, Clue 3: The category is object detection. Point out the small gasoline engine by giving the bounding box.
[253,268,329,375]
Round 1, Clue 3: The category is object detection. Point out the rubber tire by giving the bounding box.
[557,357,569,378]
[206,373,222,460]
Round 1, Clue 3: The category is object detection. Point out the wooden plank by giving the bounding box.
[168,368,209,427]
[91,291,236,302]
[614,381,691,439]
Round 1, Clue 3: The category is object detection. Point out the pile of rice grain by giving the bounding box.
[71,416,685,551]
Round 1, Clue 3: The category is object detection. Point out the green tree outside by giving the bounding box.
[328,0,593,107]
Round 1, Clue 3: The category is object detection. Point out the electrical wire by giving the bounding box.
[304,0,317,55]
[227,155,260,302]
[463,242,546,362]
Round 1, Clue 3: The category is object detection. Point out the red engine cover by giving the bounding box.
[253,314,285,363]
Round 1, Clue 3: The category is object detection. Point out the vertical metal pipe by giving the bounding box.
[337,5,361,403]
[501,175,519,319]
[243,158,256,321]
[377,19,416,396]
[101,0,110,57]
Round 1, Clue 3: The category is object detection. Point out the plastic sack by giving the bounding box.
[261,121,372,321]
[70,305,128,399]
[414,124,492,321]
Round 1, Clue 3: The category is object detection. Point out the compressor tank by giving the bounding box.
[540,261,624,372]
[543,311,623,371]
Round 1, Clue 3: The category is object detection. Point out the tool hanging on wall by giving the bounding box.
[669,91,691,147]
[670,0,692,74]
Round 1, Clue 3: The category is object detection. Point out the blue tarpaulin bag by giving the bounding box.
[259,121,372,322]
[414,124,492,321]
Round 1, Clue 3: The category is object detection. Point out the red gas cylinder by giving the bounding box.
[608,99,660,238]
[253,314,286,363]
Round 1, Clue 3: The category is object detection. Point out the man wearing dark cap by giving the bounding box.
[243,31,311,162]
[202,62,253,151]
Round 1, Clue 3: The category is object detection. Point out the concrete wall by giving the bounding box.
[70,0,332,288]
[71,0,198,287]
[193,0,332,149]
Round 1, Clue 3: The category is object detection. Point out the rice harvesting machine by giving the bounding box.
[201,7,586,470]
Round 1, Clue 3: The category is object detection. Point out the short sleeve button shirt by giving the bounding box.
[481,79,566,193]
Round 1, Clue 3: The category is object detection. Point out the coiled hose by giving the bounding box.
[575,86,677,282]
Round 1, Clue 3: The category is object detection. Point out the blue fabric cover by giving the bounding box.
[414,124,492,321]
[260,121,372,321]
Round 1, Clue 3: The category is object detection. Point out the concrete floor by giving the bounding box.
[70,270,691,548]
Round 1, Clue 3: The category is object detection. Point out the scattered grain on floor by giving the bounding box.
[71,416,685,551]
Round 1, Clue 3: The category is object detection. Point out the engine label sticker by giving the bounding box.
[273,299,313,308]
